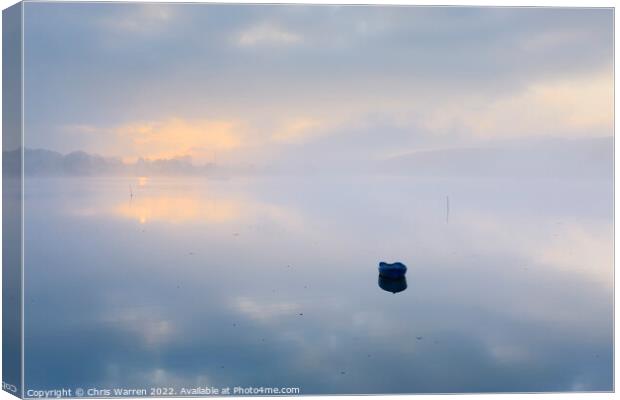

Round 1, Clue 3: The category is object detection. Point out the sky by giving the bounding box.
[23,4,613,166]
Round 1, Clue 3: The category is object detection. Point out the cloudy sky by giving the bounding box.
[23,4,613,165]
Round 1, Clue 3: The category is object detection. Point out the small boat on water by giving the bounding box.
[378,261,407,279]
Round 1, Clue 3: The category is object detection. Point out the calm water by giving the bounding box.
[23,176,613,394]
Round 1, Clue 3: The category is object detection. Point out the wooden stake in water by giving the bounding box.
[446,195,450,223]
[130,185,134,200]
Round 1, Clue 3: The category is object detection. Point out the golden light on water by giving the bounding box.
[67,181,308,236]
[116,195,240,224]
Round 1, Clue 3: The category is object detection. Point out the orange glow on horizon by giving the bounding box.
[113,117,242,163]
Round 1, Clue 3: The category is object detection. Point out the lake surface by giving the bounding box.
[23,175,613,394]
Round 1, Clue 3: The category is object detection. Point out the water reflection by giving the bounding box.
[23,176,613,393]
[116,195,239,224]
[378,275,407,294]
[67,177,308,230]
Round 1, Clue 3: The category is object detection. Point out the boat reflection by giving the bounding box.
[378,275,407,294]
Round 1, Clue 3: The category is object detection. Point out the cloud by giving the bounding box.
[236,22,301,47]
[112,118,243,162]
[271,117,325,143]
[422,70,613,139]
[61,124,107,135]
[99,4,174,35]
[24,5,613,162]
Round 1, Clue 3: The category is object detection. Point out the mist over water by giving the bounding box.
[23,174,612,393]
[16,3,614,394]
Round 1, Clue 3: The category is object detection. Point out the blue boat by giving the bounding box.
[378,261,407,279]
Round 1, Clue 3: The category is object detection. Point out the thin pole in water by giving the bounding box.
[130,185,133,200]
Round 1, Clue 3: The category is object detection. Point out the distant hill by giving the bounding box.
[3,148,214,176]
[376,137,613,179]
[3,136,613,179]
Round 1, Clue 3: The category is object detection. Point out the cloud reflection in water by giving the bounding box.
[23,176,612,393]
